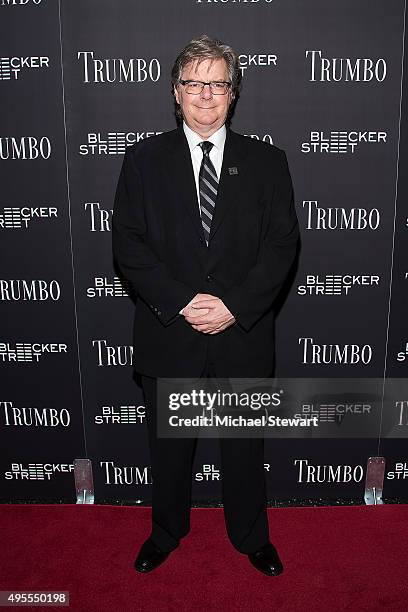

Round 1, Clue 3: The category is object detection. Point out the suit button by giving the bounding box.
[206,274,212,282]
[157,310,161,315]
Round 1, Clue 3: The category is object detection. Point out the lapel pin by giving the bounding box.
[228,167,238,175]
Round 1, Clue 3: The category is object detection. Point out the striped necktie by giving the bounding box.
[198,141,218,246]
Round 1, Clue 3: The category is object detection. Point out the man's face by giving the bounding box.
[174,57,233,135]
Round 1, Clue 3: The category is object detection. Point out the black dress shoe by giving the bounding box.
[247,542,284,576]
[134,538,170,573]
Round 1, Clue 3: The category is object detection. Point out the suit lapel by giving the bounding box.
[163,125,247,247]
[208,127,247,242]
[164,126,206,244]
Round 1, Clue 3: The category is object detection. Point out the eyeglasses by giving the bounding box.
[179,79,231,95]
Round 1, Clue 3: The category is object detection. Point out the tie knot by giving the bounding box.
[199,141,214,156]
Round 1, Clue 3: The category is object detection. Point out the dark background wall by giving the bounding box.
[1,0,407,504]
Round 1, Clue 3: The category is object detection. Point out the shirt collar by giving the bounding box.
[183,121,226,153]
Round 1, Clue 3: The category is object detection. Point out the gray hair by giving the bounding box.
[171,34,241,120]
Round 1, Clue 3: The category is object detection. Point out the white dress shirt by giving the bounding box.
[179,121,227,315]
[182,120,226,213]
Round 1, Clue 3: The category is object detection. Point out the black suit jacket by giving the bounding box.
[112,125,300,378]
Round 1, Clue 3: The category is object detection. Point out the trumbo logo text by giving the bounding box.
[1,0,43,5]
[306,50,386,82]
[85,202,112,231]
[302,201,380,230]
[299,338,372,364]
[0,136,51,160]
[77,51,160,83]
[1,401,70,427]
[294,459,364,483]
[92,340,133,366]
[100,461,151,485]
[0,280,61,301]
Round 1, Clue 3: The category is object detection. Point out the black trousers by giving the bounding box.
[140,357,270,555]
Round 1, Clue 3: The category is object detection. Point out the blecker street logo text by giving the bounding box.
[79,132,162,155]
[301,131,386,154]
[0,55,48,80]
[5,462,73,481]
[0,206,57,229]
[0,342,67,362]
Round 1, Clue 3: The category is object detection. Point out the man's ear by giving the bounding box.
[174,85,180,105]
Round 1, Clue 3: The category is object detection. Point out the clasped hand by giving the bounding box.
[181,293,235,334]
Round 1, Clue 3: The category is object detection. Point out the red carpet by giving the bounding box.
[1,504,408,611]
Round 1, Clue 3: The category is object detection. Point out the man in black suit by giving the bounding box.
[112,35,299,576]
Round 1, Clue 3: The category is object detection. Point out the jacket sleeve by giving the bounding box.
[221,149,300,332]
[112,146,197,326]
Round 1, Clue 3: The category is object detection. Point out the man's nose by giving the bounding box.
[200,84,213,99]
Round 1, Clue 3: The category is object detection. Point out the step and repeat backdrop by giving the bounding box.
[1,0,407,504]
